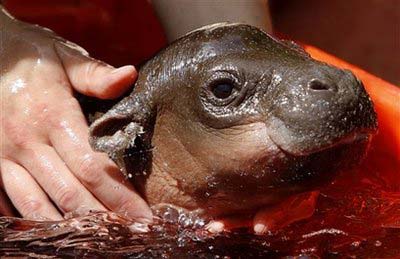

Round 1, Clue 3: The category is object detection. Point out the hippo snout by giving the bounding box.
[267,62,377,157]
[307,79,338,92]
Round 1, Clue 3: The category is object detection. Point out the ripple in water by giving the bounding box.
[0,205,276,258]
[1,179,400,258]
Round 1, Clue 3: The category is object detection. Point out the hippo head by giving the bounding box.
[89,23,377,216]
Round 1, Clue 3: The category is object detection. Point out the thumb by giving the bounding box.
[54,41,137,99]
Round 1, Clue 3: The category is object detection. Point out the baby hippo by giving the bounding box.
[89,23,377,217]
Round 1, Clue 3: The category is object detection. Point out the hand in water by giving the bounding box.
[0,9,152,221]
[206,191,319,235]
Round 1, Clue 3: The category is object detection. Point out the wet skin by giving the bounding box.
[0,9,152,221]
[90,23,377,217]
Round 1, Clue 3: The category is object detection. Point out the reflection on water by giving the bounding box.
[0,206,275,258]
[1,172,400,258]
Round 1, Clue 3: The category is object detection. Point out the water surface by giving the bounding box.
[1,170,399,258]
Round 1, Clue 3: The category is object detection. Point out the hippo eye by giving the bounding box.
[210,80,235,99]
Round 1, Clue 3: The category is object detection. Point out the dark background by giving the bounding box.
[4,0,399,85]
[269,0,399,85]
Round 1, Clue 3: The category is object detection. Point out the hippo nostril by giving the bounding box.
[308,80,334,91]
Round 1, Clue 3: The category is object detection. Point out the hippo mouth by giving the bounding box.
[263,129,376,193]
[190,130,375,216]
[270,130,375,158]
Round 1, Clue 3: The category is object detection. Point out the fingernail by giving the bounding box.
[128,210,153,224]
[111,65,136,75]
[134,216,153,225]
[254,223,267,235]
[206,221,225,233]
[119,203,153,223]
[128,222,151,233]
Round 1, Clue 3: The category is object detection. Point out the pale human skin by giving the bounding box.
[0,1,310,234]
[0,7,152,221]
[150,0,272,41]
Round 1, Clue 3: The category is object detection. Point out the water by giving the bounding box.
[1,148,399,258]
[1,171,399,258]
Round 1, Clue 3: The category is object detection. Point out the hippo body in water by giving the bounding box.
[89,23,377,217]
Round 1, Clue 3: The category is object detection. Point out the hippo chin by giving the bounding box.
[89,23,377,216]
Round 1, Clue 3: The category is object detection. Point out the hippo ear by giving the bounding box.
[89,94,153,176]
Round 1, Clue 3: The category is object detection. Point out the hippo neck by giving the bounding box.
[135,114,206,211]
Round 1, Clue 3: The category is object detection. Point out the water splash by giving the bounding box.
[1,181,400,258]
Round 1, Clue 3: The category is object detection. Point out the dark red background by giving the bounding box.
[4,0,167,67]
[4,0,399,85]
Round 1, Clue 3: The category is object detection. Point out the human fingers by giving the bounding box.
[253,191,319,235]
[54,41,137,99]
[0,158,62,220]
[48,109,152,221]
[206,192,319,234]
[206,216,252,234]
[15,144,107,214]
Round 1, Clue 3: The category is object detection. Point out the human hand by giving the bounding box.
[0,8,152,221]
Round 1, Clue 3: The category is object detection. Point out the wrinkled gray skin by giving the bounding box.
[89,23,377,216]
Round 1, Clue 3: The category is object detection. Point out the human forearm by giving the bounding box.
[150,0,271,42]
